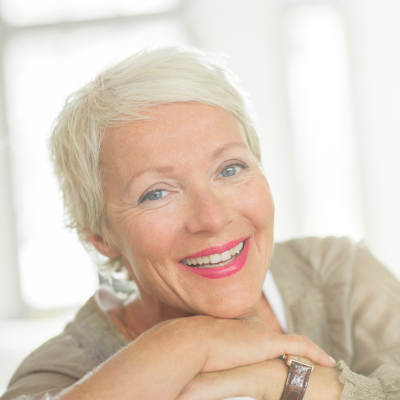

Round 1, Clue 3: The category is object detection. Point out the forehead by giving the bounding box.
[100,103,247,174]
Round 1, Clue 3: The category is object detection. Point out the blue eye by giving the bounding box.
[143,190,168,202]
[220,164,245,178]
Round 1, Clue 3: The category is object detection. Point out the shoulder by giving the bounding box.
[271,236,360,283]
[8,293,127,388]
[269,237,361,353]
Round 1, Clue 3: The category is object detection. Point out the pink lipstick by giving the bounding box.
[178,237,251,279]
[180,237,248,259]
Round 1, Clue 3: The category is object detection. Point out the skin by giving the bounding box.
[58,103,342,400]
[98,102,274,322]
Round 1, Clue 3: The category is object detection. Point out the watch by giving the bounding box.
[279,354,314,400]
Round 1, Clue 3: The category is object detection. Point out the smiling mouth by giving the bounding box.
[180,240,245,269]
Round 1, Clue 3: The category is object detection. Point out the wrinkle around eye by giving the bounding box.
[141,189,171,204]
[214,159,249,182]
[138,187,182,209]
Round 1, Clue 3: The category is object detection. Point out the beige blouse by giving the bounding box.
[2,237,400,400]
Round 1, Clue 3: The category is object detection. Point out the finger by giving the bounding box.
[275,334,335,368]
[203,318,335,372]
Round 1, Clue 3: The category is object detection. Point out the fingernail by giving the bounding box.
[329,356,336,365]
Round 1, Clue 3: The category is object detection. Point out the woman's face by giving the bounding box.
[100,103,274,318]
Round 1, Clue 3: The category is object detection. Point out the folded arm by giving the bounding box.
[55,317,336,400]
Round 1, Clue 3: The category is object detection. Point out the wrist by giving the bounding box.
[256,359,288,400]
[148,316,211,372]
[268,360,343,400]
[263,358,288,400]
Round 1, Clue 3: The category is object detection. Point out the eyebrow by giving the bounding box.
[128,142,248,185]
[211,141,248,159]
[128,166,175,184]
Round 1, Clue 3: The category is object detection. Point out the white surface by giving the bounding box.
[0,0,179,26]
[344,0,400,281]
[284,4,364,239]
[263,272,288,333]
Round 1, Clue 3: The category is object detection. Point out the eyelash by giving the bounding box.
[139,189,167,204]
[218,162,248,178]
[139,162,248,204]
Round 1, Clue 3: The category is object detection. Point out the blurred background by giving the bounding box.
[0,0,399,393]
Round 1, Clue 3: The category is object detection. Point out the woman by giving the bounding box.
[2,47,400,400]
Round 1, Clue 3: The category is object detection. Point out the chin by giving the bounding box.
[197,292,261,319]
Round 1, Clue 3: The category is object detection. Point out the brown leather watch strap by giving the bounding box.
[279,360,313,400]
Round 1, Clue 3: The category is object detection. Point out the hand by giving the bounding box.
[199,316,335,372]
[57,316,335,400]
[177,359,282,400]
[177,358,343,400]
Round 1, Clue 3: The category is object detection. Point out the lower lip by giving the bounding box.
[178,238,251,279]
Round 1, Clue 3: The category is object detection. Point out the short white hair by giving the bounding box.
[50,46,261,277]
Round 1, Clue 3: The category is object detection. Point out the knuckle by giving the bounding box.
[300,335,313,350]
[272,338,282,355]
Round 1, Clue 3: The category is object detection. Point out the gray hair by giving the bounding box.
[50,46,261,277]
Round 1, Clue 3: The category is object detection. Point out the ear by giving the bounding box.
[84,227,121,259]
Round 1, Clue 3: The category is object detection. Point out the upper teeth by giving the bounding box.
[182,241,244,267]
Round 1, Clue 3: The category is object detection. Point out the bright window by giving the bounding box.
[3,3,189,310]
[283,2,364,239]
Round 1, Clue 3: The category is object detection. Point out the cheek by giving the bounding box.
[120,208,182,267]
[233,177,274,229]
[118,211,182,294]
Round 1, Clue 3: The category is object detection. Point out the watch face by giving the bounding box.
[285,355,314,370]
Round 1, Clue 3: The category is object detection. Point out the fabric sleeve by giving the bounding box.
[0,328,102,400]
[0,293,128,400]
[337,242,400,400]
[0,373,76,400]
[335,360,400,400]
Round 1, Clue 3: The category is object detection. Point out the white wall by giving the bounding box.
[185,0,400,279]
[186,0,300,241]
[0,54,25,318]
[344,0,400,277]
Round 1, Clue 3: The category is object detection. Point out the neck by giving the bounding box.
[115,286,284,340]
[121,288,193,338]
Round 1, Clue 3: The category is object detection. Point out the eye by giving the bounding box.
[219,163,246,178]
[142,189,169,202]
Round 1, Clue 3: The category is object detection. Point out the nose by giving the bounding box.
[185,186,231,234]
